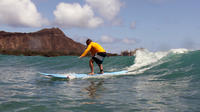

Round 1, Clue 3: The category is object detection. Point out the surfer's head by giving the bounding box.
[86,39,92,46]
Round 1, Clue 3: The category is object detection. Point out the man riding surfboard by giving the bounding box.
[79,39,106,75]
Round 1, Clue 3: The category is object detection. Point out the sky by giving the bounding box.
[0,0,200,53]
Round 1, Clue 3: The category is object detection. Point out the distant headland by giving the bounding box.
[0,28,87,57]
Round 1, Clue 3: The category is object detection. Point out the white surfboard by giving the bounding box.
[39,70,128,80]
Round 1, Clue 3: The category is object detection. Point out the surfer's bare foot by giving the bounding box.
[88,72,94,75]
[99,71,104,74]
[99,70,104,74]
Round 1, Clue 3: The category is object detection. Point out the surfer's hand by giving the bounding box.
[79,56,83,59]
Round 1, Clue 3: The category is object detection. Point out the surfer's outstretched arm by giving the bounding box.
[79,44,92,58]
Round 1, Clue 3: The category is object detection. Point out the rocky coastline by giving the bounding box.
[0,28,85,57]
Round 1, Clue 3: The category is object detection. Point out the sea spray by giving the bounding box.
[127,48,189,74]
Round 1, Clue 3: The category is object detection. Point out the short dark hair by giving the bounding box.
[86,39,92,45]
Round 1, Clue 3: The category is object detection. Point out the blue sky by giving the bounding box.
[0,0,200,53]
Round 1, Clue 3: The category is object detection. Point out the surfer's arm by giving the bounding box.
[79,44,92,58]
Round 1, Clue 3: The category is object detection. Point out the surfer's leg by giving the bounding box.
[89,58,94,75]
[98,64,104,74]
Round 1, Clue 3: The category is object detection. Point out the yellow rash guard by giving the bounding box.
[80,42,106,57]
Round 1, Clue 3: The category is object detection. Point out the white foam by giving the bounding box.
[127,48,189,74]
[168,48,188,54]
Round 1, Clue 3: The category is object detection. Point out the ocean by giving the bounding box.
[0,49,199,112]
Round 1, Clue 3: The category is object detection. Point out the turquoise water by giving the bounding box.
[0,49,200,112]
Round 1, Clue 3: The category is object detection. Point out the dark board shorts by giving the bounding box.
[92,52,107,64]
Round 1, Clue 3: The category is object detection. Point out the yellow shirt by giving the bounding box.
[80,42,106,57]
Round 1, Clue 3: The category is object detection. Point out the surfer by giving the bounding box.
[79,39,106,75]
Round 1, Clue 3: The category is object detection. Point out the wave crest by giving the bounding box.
[127,48,189,74]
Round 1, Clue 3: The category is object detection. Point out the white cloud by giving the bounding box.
[0,0,48,27]
[112,18,123,26]
[99,35,137,45]
[53,3,103,28]
[86,0,122,21]
[100,35,115,43]
[130,21,136,29]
